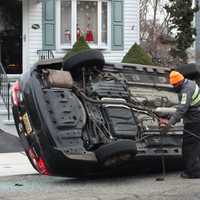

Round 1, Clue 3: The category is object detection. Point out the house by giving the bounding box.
[0,0,139,74]
[0,0,139,136]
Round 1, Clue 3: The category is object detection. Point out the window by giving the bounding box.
[61,0,72,45]
[77,1,98,44]
[102,1,107,45]
[57,0,110,49]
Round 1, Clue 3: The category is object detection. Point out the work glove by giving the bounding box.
[159,118,171,134]
[161,123,171,134]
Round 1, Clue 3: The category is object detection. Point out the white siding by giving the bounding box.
[104,0,139,62]
[25,0,139,69]
[27,0,43,68]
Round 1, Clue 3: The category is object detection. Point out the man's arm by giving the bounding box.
[169,88,193,125]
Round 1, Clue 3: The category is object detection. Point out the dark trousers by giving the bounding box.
[183,123,200,176]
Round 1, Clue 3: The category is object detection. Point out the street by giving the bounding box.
[1,0,200,199]
[1,129,200,200]
[1,172,200,200]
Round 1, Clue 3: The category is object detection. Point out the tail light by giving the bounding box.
[27,148,49,175]
[37,157,49,175]
[12,80,21,106]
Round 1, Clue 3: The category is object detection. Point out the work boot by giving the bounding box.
[180,172,200,179]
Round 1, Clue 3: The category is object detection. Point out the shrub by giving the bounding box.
[64,36,90,60]
[122,43,153,65]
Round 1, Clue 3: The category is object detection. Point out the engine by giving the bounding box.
[85,79,138,143]
[76,68,183,151]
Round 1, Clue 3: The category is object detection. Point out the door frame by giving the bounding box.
[22,0,29,73]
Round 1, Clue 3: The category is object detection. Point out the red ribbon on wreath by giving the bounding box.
[85,30,94,42]
[85,16,94,42]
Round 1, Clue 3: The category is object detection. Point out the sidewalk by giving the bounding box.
[0,152,37,176]
[0,129,37,176]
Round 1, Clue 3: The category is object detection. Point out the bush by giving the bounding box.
[64,36,90,60]
[122,43,153,65]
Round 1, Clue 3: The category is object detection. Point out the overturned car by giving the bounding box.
[12,50,197,177]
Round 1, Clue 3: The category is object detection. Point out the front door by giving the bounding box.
[0,0,22,74]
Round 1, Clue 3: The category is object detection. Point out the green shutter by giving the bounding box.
[111,0,124,50]
[42,0,55,50]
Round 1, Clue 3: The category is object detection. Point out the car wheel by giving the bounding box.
[95,140,137,167]
[176,63,200,83]
[63,49,105,74]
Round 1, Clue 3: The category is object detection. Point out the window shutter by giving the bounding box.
[111,0,124,50]
[42,0,55,50]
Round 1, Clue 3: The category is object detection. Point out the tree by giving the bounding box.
[122,43,153,65]
[165,0,199,63]
[64,36,90,60]
[140,0,171,65]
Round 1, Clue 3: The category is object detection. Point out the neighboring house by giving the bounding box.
[0,0,139,74]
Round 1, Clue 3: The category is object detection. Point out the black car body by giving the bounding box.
[12,51,187,177]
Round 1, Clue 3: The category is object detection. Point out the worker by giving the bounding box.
[162,70,200,178]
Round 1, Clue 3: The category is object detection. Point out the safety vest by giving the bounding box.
[191,84,200,106]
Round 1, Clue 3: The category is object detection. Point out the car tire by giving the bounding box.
[95,140,137,166]
[63,49,105,73]
[176,63,200,80]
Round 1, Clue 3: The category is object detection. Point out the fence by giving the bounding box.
[37,50,54,61]
[0,62,11,120]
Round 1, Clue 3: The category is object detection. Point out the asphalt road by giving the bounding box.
[1,172,200,200]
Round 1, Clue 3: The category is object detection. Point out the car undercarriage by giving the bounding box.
[12,51,187,177]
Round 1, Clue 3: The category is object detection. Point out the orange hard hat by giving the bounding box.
[169,70,184,85]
